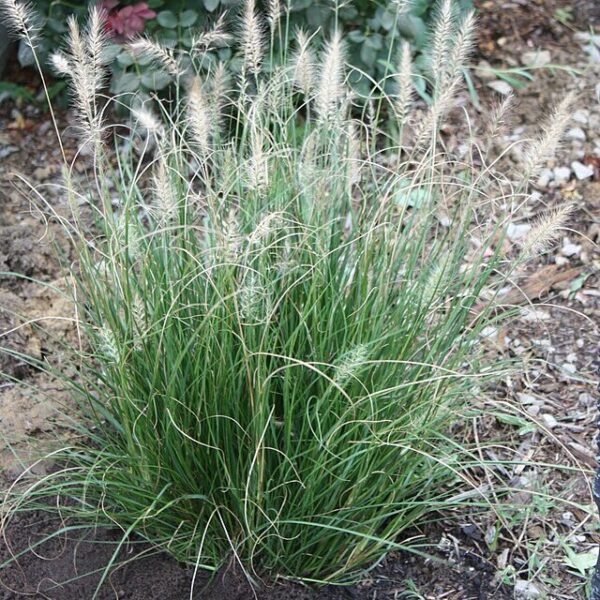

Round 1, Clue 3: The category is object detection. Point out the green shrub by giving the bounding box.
[1,0,572,593]
[12,0,473,101]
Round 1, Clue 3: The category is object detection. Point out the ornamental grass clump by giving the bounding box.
[0,0,573,591]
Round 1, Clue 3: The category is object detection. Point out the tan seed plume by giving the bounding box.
[187,77,211,155]
[242,0,264,75]
[520,204,573,259]
[316,31,345,120]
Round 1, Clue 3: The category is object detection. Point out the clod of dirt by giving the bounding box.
[0,290,40,379]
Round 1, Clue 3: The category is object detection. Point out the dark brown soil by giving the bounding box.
[0,509,512,600]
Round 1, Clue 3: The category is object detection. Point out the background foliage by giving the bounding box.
[13,0,473,100]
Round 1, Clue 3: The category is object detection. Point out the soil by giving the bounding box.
[0,509,512,600]
[1,1,600,598]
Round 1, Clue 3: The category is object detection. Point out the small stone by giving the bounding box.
[574,32,600,45]
[566,127,586,142]
[38,121,52,136]
[561,362,577,374]
[437,214,451,227]
[541,414,558,429]
[517,393,539,405]
[566,353,578,363]
[476,60,496,81]
[536,168,553,188]
[579,392,594,406]
[572,109,589,125]
[571,160,594,180]
[487,80,512,96]
[0,145,19,159]
[33,166,52,180]
[520,308,551,322]
[521,49,551,68]
[562,239,581,257]
[553,166,572,184]
[514,579,541,599]
[480,326,497,339]
[507,223,531,241]
[555,256,570,266]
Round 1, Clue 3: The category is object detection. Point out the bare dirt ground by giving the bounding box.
[0,1,599,598]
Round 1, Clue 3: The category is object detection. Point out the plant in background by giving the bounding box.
[6,0,474,104]
[102,0,156,40]
[0,0,574,594]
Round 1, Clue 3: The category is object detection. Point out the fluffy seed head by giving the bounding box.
[152,154,179,223]
[486,91,513,141]
[522,92,575,177]
[187,77,211,155]
[239,272,271,324]
[130,38,180,77]
[395,41,413,126]
[447,10,476,81]
[248,212,283,245]
[316,31,345,120]
[267,0,281,31]
[430,0,454,84]
[246,120,269,193]
[50,52,71,75]
[85,4,107,69]
[292,29,316,97]
[334,345,369,386]
[0,0,39,46]
[66,15,105,148]
[191,12,231,52]
[241,0,265,76]
[132,106,162,134]
[520,204,573,259]
[208,62,230,132]
[99,325,120,363]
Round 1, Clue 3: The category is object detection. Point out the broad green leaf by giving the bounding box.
[117,51,135,67]
[365,33,383,50]
[157,10,178,28]
[564,547,598,577]
[180,9,199,26]
[347,30,366,43]
[360,42,377,68]
[101,44,123,64]
[203,0,220,11]
[110,71,140,94]
[141,69,172,90]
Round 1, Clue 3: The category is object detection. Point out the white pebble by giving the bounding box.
[562,242,581,257]
[566,127,586,142]
[487,80,513,96]
[571,160,594,180]
[572,109,589,125]
[541,414,558,429]
[536,168,554,188]
[514,579,541,599]
[507,223,532,241]
[521,50,551,68]
[553,166,572,183]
